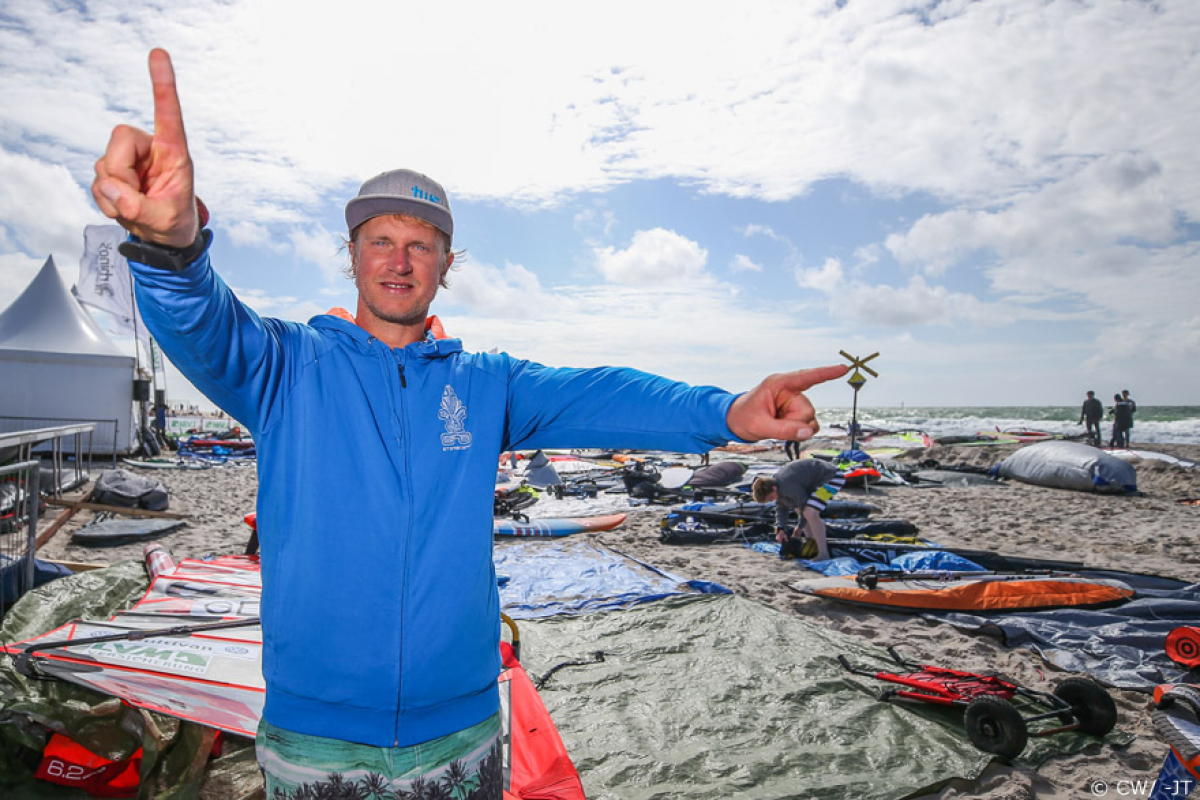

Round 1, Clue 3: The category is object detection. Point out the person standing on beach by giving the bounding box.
[91,49,849,797]
[1109,393,1133,448]
[751,459,845,561]
[1122,389,1137,443]
[1079,391,1104,446]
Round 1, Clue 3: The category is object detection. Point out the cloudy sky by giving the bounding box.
[2,0,1198,411]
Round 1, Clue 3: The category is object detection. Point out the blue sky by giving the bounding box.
[2,0,1198,412]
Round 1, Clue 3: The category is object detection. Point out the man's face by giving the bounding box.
[351,214,452,330]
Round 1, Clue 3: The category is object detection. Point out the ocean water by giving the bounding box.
[813,406,1200,446]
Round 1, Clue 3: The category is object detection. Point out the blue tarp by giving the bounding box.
[495,539,729,619]
[932,584,1200,691]
[747,542,986,577]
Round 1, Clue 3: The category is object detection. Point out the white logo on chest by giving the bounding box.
[438,385,472,450]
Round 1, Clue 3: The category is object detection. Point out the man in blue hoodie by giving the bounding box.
[92,49,849,797]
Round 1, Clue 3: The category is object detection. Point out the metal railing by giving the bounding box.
[0,417,110,470]
[1,460,41,612]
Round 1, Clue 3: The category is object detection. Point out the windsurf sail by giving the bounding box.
[2,543,585,798]
[4,547,266,737]
[792,570,1135,613]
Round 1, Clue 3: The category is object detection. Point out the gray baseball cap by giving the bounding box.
[345,169,453,242]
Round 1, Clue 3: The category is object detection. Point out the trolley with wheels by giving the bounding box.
[838,646,1117,759]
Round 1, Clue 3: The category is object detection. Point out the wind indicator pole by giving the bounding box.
[839,350,880,451]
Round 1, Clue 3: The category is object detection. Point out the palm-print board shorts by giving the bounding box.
[256,712,502,799]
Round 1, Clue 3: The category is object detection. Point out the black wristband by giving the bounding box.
[119,229,213,272]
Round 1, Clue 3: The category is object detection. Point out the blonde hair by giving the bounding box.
[751,476,777,503]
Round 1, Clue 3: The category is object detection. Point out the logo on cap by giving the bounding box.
[412,185,443,206]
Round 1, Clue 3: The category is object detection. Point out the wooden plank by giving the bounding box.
[43,559,110,572]
[34,490,92,551]
[44,499,191,520]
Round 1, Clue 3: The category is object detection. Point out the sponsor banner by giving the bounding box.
[64,622,263,684]
[166,417,240,436]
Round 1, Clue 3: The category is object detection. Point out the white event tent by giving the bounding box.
[0,256,138,454]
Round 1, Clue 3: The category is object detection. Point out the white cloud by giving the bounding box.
[573,206,618,243]
[445,259,553,316]
[848,245,882,278]
[887,153,1180,275]
[5,1,1191,219]
[835,277,992,328]
[229,285,326,323]
[730,254,762,273]
[593,228,710,286]
[440,281,849,399]
[288,224,343,282]
[796,260,1000,329]
[742,224,783,242]
[795,257,845,291]
[224,221,273,251]
[5,2,1197,255]
[880,148,1200,358]
[0,146,101,262]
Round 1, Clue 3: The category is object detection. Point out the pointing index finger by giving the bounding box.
[148,48,188,149]
[776,364,850,392]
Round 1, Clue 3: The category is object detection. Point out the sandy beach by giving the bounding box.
[35,440,1200,799]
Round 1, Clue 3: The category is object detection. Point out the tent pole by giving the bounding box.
[128,278,150,441]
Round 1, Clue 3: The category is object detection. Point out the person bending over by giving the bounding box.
[752,459,845,561]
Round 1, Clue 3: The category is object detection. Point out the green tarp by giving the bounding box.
[512,594,1125,799]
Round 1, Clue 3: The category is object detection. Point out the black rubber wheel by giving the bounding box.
[964,695,1028,759]
[1054,677,1118,737]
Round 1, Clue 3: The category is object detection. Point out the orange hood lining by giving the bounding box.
[326,308,449,340]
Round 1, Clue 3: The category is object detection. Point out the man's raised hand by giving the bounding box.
[726,364,850,443]
[92,48,197,248]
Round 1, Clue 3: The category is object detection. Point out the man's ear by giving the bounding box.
[442,250,455,280]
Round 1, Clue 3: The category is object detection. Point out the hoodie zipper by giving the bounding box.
[393,350,409,746]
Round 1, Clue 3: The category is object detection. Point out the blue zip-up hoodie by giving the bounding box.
[129,240,739,747]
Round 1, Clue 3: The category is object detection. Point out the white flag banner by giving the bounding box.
[74,224,151,351]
